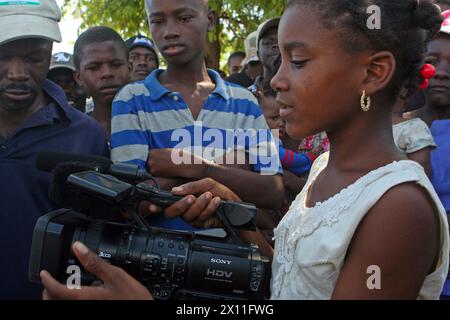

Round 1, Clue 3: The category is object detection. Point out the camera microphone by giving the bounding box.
[36,150,153,182]
[49,162,120,219]
[36,150,111,173]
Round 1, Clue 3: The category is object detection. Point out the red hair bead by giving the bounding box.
[420,64,436,80]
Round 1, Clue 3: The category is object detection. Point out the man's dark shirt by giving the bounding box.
[0,80,109,299]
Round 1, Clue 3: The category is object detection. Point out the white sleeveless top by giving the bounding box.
[271,152,449,300]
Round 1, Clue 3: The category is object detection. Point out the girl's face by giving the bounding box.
[259,94,286,139]
[271,5,368,141]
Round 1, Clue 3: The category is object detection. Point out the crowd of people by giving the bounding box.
[0,0,449,300]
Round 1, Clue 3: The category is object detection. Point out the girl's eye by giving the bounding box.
[290,60,308,69]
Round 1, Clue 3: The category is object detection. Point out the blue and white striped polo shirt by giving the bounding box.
[111,69,281,175]
[111,69,281,231]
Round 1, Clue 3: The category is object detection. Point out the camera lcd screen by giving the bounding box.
[68,171,133,201]
[82,172,125,190]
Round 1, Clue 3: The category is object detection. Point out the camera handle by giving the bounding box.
[134,183,248,244]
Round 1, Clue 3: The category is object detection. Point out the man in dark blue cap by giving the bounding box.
[125,34,159,81]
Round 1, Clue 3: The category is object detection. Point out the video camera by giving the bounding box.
[28,151,271,300]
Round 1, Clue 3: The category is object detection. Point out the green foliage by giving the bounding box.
[62,0,286,69]
[212,0,285,51]
[62,0,148,37]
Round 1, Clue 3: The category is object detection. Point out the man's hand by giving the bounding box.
[171,178,241,201]
[145,178,241,228]
[40,242,152,300]
[148,149,207,179]
[142,178,274,258]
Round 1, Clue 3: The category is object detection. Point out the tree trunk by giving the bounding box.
[205,38,221,71]
[204,2,223,71]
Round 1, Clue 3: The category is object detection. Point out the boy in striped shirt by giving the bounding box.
[111,0,284,230]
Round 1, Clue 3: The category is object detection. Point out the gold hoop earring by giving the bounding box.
[360,90,371,112]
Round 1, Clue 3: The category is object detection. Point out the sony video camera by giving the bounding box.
[28,152,271,300]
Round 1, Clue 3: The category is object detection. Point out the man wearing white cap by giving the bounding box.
[225,31,262,87]
[0,0,108,299]
[249,17,280,94]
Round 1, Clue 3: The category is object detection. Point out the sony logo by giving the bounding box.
[210,258,232,265]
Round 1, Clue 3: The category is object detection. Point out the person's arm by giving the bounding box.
[150,150,252,191]
[279,145,313,175]
[283,169,307,195]
[197,162,284,210]
[332,183,440,299]
[148,149,285,210]
[407,147,432,177]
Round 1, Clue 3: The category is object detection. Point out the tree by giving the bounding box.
[62,0,286,71]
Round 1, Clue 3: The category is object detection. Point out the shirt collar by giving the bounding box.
[42,79,72,125]
[209,69,229,100]
[145,69,171,101]
[144,68,229,101]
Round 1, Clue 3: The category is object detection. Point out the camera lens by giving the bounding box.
[29,210,270,300]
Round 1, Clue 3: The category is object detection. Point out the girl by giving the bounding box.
[266,0,449,299]
[41,0,449,300]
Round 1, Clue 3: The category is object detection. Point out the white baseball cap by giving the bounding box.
[256,17,280,50]
[0,0,62,46]
[242,31,259,66]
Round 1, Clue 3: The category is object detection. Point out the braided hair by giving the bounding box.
[287,0,443,102]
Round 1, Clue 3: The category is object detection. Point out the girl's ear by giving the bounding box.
[362,51,396,97]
